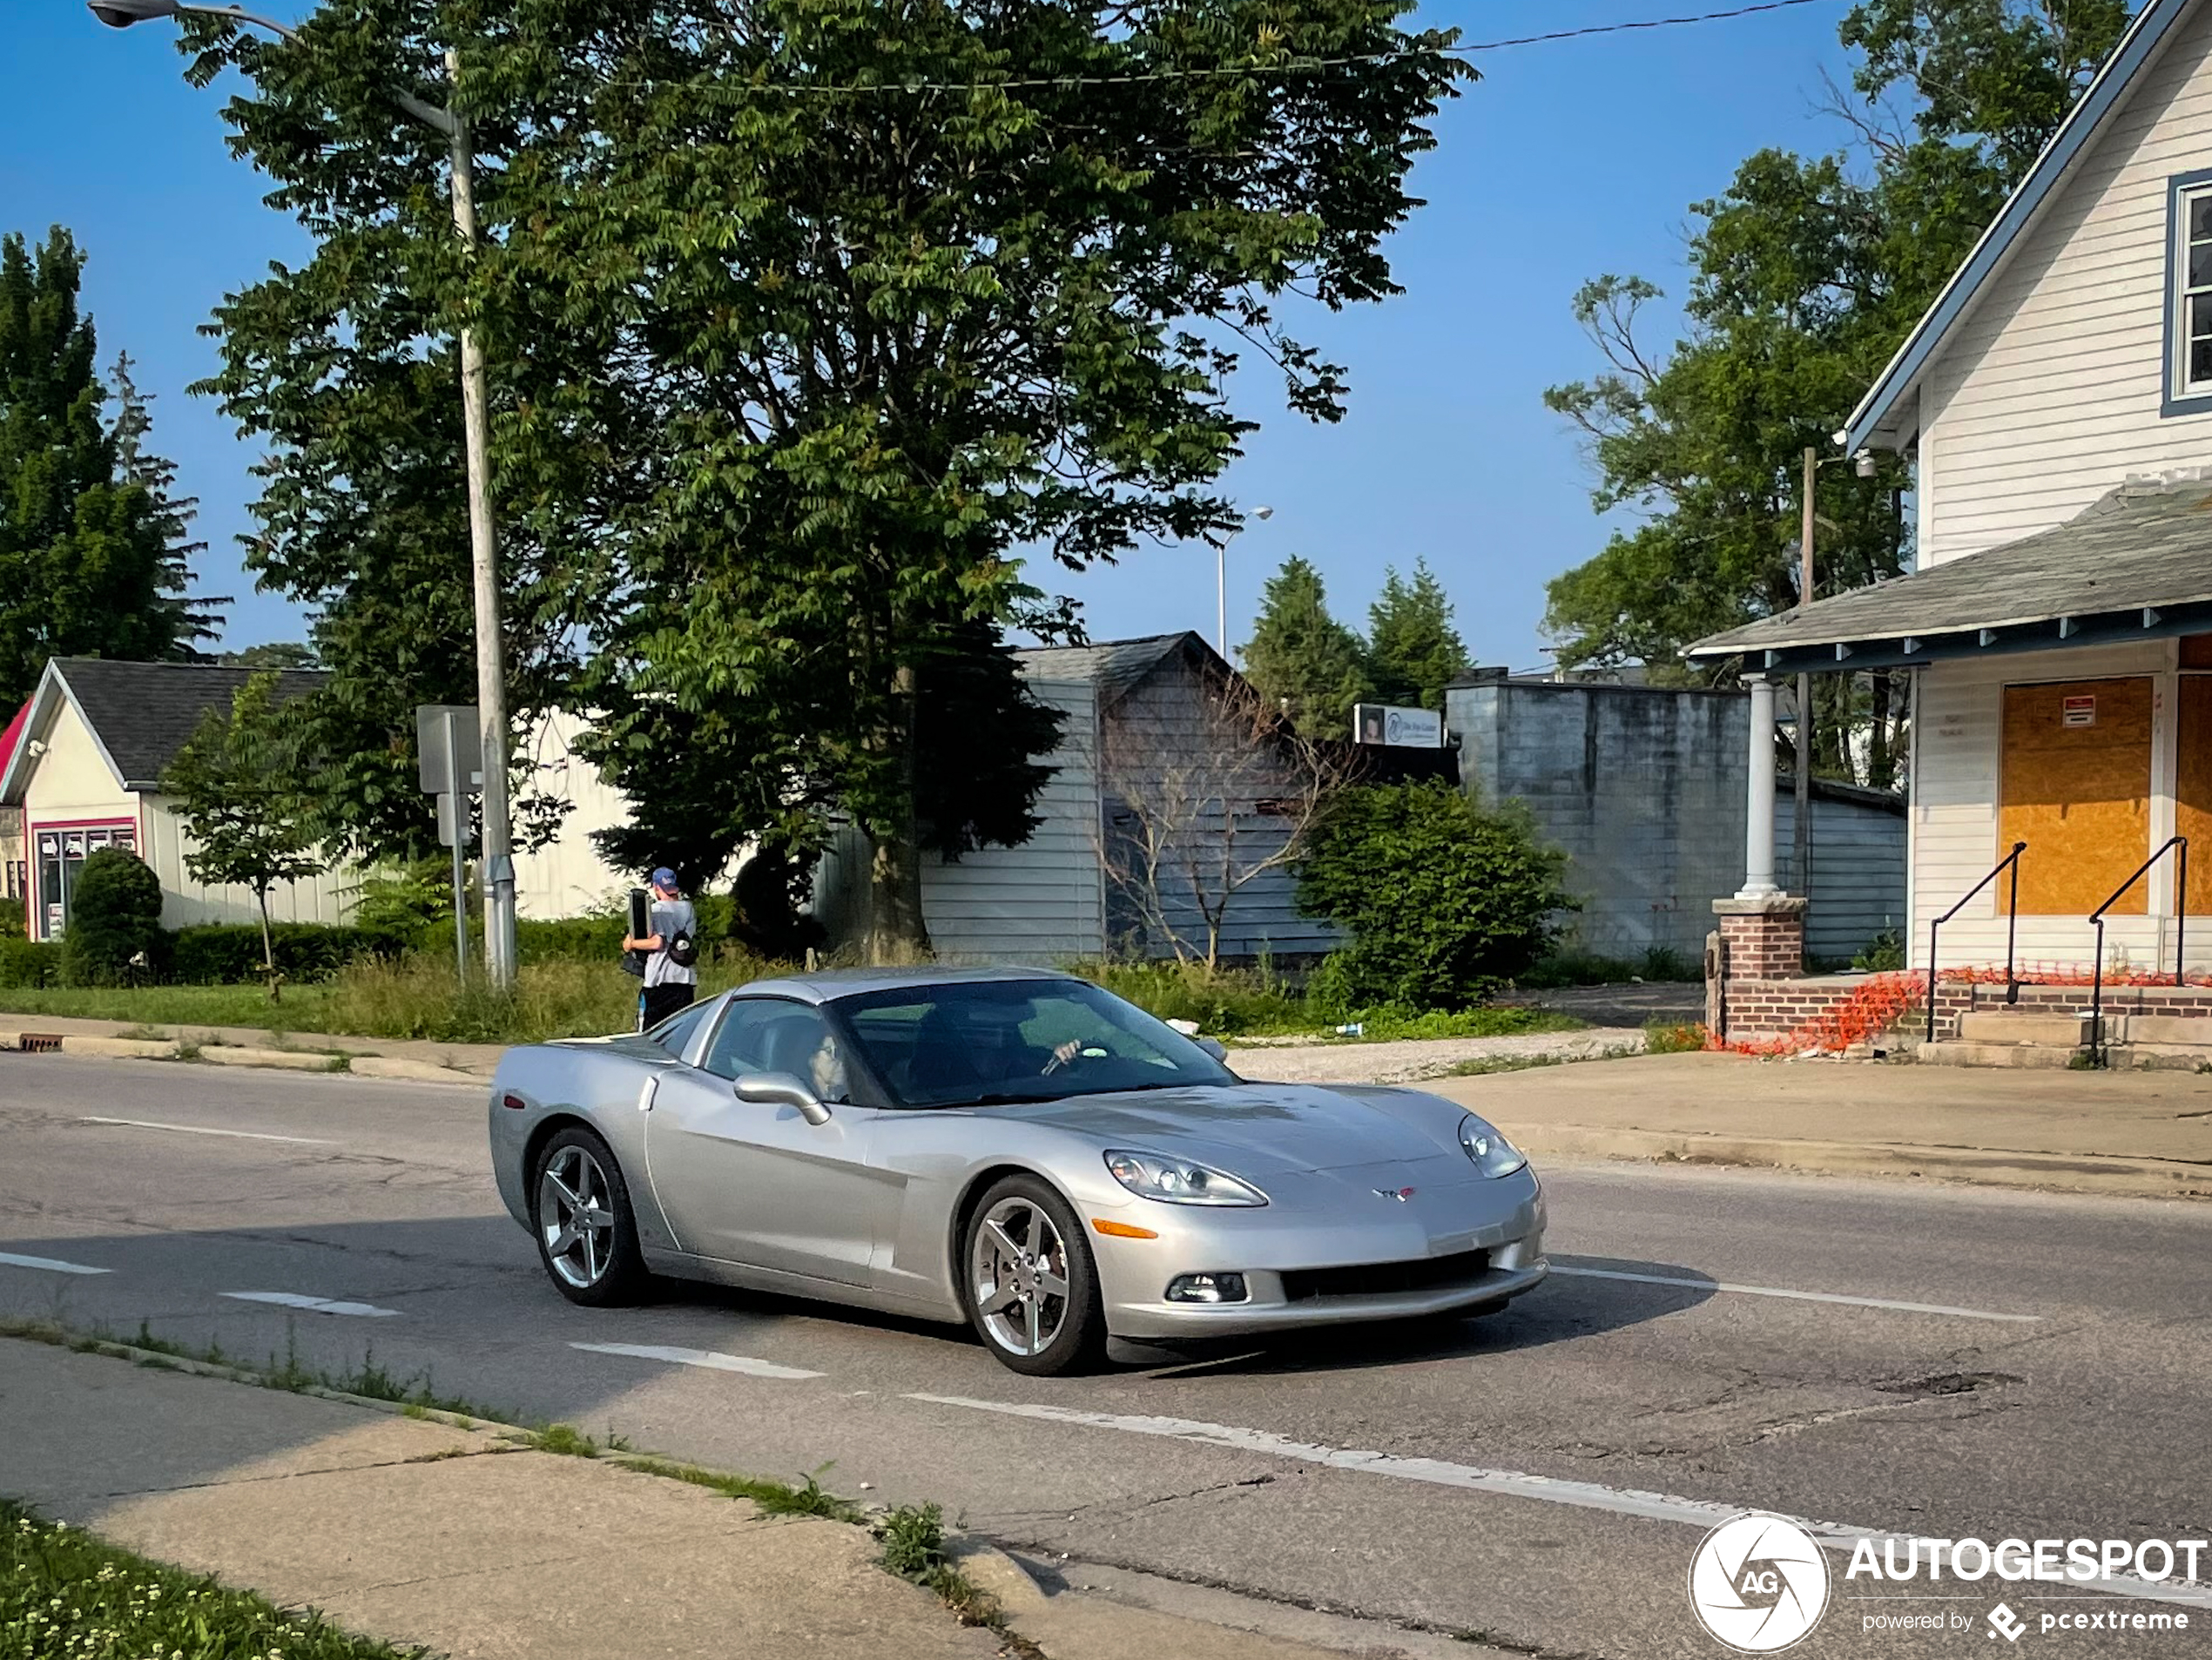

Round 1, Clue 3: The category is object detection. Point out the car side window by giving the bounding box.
[701,1001,850,1103]
[646,1000,713,1059]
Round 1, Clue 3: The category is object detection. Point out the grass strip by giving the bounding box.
[876,1502,1044,1659]
[1,1500,430,1660]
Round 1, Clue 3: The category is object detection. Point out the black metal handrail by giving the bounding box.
[1925,842,2027,1043]
[2088,836,2190,1067]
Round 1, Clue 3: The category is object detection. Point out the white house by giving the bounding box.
[0,658,636,939]
[1691,0,2212,991]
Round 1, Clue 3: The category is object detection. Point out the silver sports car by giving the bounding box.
[488,966,1548,1375]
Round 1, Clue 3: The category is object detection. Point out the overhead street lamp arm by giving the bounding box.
[88,0,457,135]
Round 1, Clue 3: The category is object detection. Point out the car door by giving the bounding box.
[643,996,895,1287]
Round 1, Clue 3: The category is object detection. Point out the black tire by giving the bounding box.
[961,1173,1107,1377]
[530,1125,651,1307]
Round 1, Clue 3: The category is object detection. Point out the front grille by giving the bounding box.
[1280,1248,1490,1303]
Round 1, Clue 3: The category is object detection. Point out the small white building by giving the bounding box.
[1692,0,2212,983]
[0,658,635,939]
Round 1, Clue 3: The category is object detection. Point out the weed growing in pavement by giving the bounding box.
[874,1501,1040,1653]
[611,1456,863,1522]
[527,1422,602,1458]
[1,1502,428,1660]
[1643,1020,1709,1055]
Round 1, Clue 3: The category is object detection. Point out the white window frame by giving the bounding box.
[2170,179,2212,405]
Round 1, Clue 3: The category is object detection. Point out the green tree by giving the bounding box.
[59,848,166,989]
[1243,557,1376,738]
[180,0,1467,959]
[1541,2,2133,786]
[163,672,328,999]
[1366,558,1468,711]
[1298,781,1573,1012]
[219,642,319,670]
[0,231,219,707]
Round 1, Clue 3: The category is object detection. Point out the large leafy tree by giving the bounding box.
[1542,1,2134,787]
[1366,557,1467,711]
[0,232,219,709]
[1243,555,1375,738]
[181,0,1465,957]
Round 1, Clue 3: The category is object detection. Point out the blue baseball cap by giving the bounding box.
[651,867,678,891]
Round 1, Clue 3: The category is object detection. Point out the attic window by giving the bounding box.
[2171,180,2212,402]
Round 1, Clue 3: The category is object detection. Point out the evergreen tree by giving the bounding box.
[1243,557,1374,739]
[111,351,223,659]
[0,231,219,706]
[1366,558,1469,710]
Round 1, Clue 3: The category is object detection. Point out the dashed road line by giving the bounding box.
[0,1251,110,1276]
[83,1117,334,1145]
[570,1341,825,1380]
[1548,1265,2040,1323]
[904,1393,2209,1609]
[221,1292,399,1318]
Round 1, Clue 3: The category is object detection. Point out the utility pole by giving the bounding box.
[446,45,516,989]
[1796,447,1815,908]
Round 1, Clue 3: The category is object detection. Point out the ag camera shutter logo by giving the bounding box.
[1688,1514,1832,1652]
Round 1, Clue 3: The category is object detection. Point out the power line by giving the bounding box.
[586,0,1836,99]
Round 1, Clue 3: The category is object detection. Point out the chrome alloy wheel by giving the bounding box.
[970,1197,1072,1357]
[538,1144,618,1290]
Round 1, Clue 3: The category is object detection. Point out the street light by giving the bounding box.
[1217,504,1271,655]
[91,0,519,988]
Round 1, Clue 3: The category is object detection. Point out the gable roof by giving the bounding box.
[1845,0,2200,453]
[0,658,327,803]
[1686,473,2212,670]
[1013,631,1230,707]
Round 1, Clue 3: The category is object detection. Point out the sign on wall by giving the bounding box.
[1352,703,1447,748]
[2062,694,2097,729]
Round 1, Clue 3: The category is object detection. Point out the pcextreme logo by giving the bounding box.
[1688,1514,1833,1653]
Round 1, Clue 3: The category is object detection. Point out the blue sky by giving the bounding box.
[2,0,1856,669]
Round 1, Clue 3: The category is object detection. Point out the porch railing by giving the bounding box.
[2088,836,2190,1068]
[1925,842,2027,1043]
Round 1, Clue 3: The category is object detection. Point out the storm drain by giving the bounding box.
[14,1035,62,1054]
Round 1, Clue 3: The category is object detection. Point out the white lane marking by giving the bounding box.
[1548,1265,2040,1324]
[570,1342,825,1380]
[907,1394,2210,1610]
[83,1117,334,1146]
[221,1292,399,1318]
[0,1251,110,1276]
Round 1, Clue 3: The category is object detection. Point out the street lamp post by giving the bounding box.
[1216,504,1272,656]
[91,0,519,988]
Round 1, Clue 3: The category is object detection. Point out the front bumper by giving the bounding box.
[1092,1164,1548,1341]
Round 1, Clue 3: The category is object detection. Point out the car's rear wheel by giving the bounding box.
[962,1175,1105,1376]
[532,1126,650,1306]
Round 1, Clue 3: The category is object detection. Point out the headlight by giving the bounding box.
[1459,1115,1527,1178]
[1103,1150,1268,1207]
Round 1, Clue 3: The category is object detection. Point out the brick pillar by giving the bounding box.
[1712,895,1808,982]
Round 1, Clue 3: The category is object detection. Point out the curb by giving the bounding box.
[0,1029,480,1086]
[198,1045,345,1072]
[1513,1123,2212,1200]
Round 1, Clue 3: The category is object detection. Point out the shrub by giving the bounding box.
[170,922,370,985]
[0,936,60,989]
[0,897,22,935]
[59,848,166,987]
[1852,928,1905,973]
[1073,959,1310,1036]
[1298,782,1575,1013]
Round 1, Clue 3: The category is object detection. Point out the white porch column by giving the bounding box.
[1739,673,1782,899]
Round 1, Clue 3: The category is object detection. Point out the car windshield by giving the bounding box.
[832,978,1238,1110]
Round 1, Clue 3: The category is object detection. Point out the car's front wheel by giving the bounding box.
[532,1126,650,1306]
[962,1175,1106,1376]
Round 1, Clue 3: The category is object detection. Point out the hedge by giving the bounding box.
[0,937,60,989]
[169,923,375,986]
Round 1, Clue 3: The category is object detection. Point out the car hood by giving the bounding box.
[989,1083,1466,1176]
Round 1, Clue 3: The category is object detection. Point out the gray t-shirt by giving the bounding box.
[644,897,698,988]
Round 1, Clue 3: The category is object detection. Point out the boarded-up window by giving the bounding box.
[2180,677,2212,915]
[2000,678,2153,916]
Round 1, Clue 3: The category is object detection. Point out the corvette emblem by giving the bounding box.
[1373,1187,1416,1202]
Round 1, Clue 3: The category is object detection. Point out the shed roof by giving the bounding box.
[1013,631,1225,706]
[1686,476,2212,672]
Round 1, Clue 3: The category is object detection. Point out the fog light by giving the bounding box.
[1165,1272,1248,1304]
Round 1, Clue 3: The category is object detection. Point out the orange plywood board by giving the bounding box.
[2000,678,2153,916]
[2180,678,2212,915]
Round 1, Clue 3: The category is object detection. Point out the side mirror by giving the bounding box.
[1197,1036,1228,1063]
[735,1071,832,1126]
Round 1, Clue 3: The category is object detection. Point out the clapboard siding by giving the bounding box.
[1921,0,2212,566]
[1775,793,1907,962]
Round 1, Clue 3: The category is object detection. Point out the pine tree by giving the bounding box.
[1366,559,1470,711]
[111,351,224,660]
[1242,557,1374,739]
[0,231,220,707]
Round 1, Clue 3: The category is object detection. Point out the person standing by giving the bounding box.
[623,867,698,1029]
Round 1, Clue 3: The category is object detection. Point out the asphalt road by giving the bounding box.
[5,1055,2209,1659]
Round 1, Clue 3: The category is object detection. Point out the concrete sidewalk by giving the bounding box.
[0,1011,506,1080]
[1437,1051,2212,1199]
[0,1335,1375,1660]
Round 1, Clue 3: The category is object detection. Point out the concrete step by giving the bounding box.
[2106,1043,2212,1072]
[1956,1011,2094,1047]
[2117,1016,2212,1045]
[1918,1040,2085,1070]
